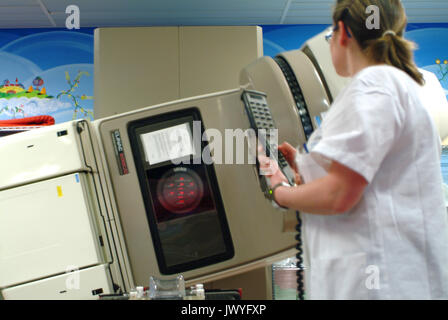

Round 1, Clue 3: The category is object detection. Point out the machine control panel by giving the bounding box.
[241,90,296,187]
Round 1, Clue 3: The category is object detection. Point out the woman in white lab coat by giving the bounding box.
[264,0,448,299]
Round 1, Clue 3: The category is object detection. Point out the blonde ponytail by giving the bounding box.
[365,31,425,85]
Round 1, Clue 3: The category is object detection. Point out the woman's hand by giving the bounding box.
[258,146,280,176]
[258,152,288,186]
[278,142,302,185]
[257,142,302,187]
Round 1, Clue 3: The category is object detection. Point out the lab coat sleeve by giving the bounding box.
[311,89,405,184]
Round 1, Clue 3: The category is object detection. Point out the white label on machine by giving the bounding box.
[141,123,195,165]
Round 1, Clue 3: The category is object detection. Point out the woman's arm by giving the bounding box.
[274,160,368,215]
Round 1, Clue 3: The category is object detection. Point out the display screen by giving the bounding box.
[128,108,234,274]
[140,123,195,165]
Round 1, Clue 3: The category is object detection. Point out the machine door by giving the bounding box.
[0,173,104,289]
[128,108,234,274]
[2,265,113,300]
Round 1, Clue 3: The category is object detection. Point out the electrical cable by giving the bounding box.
[274,55,311,300]
[295,211,305,300]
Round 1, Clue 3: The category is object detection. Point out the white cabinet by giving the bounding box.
[0,173,103,289]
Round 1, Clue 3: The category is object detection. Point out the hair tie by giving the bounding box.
[382,30,396,37]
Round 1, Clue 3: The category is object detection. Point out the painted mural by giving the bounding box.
[0,24,446,123]
[0,28,94,124]
[406,25,448,99]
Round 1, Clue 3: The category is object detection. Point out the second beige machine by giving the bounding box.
[103,27,447,297]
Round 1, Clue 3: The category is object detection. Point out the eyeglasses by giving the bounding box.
[325,26,336,42]
[325,22,352,42]
[326,2,354,43]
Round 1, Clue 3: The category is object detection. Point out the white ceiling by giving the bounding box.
[0,0,447,29]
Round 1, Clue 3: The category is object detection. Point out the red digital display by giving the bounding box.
[156,168,204,215]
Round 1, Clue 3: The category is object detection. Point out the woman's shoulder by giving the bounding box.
[355,65,416,86]
[349,65,418,96]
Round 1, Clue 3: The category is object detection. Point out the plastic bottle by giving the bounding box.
[184,284,205,300]
[195,284,205,300]
[184,285,195,300]
[136,286,145,300]
[129,288,138,300]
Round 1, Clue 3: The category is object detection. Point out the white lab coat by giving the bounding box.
[298,65,448,300]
